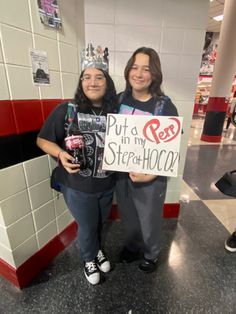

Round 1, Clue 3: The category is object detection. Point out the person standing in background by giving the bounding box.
[116,47,179,273]
[225,229,236,252]
[226,91,236,129]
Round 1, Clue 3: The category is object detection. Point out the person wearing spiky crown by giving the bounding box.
[37,46,118,285]
[116,47,179,273]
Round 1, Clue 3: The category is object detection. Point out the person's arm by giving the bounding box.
[37,137,80,173]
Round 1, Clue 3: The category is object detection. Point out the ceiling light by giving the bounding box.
[213,14,223,21]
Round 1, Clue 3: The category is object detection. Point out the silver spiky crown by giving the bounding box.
[81,43,109,72]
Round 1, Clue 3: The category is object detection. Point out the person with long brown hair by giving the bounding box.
[116,47,178,273]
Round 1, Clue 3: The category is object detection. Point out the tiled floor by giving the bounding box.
[181,116,236,233]
[0,116,236,313]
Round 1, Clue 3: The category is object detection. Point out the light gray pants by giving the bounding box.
[116,173,167,260]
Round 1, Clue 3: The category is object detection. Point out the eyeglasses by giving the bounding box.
[81,74,106,85]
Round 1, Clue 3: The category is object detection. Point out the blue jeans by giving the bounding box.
[60,184,114,262]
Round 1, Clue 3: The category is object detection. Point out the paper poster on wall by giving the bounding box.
[102,114,183,177]
[30,49,50,85]
[37,0,62,29]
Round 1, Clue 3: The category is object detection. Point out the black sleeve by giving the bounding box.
[38,102,68,147]
[162,97,179,116]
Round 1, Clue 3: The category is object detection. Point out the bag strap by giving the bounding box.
[118,92,125,104]
[154,95,169,115]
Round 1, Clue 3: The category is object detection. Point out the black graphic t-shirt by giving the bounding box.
[38,102,115,193]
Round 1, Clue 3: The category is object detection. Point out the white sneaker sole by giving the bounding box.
[97,261,111,273]
[225,241,236,252]
[84,269,100,285]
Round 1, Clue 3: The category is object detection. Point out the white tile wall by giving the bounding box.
[85,0,115,24]
[183,29,206,55]
[0,64,10,100]
[1,25,33,67]
[0,190,31,226]
[58,0,77,45]
[175,101,195,119]
[23,155,50,187]
[54,195,68,217]
[40,70,62,99]
[0,1,85,270]
[28,180,53,211]
[33,200,55,231]
[12,235,38,268]
[57,210,74,233]
[59,43,79,74]
[0,38,3,62]
[162,77,197,102]
[179,55,202,79]
[6,213,35,250]
[165,189,181,203]
[160,28,184,54]
[112,76,125,93]
[115,25,161,52]
[160,54,181,79]
[0,225,11,248]
[34,35,60,71]
[0,0,84,104]
[61,72,79,99]
[85,24,115,51]
[115,0,163,26]
[0,244,15,267]
[0,0,31,31]
[37,220,57,249]
[0,164,27,201]
[0,209,4,226]
[162,0,209,29]
[114,52,132,77]
[7,65,40,99]
[167,175,183,190]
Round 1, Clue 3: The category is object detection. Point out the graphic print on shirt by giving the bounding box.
[76,112,108,178]
[119,104,152,116]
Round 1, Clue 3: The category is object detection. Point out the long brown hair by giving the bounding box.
[124,47,164,97]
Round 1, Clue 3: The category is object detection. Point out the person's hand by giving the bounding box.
[129,172,157,183]
[58,151,80,173]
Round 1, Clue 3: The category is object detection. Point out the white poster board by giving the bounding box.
[102,114,183,177]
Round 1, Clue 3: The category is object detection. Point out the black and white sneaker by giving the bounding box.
[138,258,158,273]
[84,260,100,285]
[225,231,236,252]
[95,250,111,273]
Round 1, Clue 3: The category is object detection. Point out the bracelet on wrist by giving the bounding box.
[57,150,64,165]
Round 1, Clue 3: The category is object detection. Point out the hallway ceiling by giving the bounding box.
[207,0,225,32]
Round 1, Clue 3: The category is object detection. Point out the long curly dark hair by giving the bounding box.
[74,68,118,115]
[124,47,164,98]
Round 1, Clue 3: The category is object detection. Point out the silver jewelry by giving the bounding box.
[91,108,103,122]
[91,108,103,116]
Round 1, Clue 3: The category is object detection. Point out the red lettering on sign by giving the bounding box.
[143,117,181,144]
